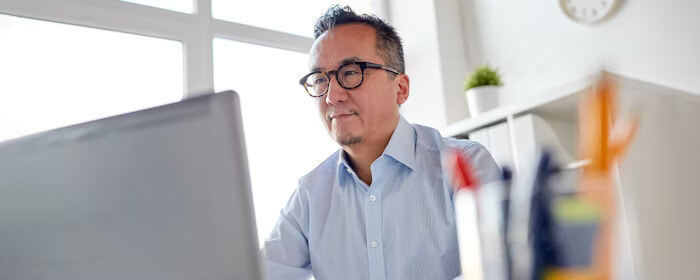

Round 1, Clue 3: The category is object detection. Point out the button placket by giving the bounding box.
[364,182,385,280]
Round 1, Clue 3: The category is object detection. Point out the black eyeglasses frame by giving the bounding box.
[299,61,400,97]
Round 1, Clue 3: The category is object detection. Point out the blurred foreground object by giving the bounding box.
[546,75,638,280]
[452,69,700,279]
[452,151,485,280]
[451,151,510,280]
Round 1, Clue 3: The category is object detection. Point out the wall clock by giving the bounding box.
[560,0,621,24]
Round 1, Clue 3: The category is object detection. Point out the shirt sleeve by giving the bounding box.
[463,141,501,184]
[261,188,313,280]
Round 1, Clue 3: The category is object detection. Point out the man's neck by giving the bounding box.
[343,118,399,186]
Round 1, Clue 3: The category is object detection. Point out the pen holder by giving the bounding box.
[552,196,600,268]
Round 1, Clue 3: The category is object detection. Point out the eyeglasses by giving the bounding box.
[299,61,400,97]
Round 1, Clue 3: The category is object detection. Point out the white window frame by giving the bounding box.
[0,0,316,98]
[1,0,388,98]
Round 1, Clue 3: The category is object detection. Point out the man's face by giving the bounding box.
[309,24,407,147]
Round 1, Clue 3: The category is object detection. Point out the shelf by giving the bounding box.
[446,74,594,138]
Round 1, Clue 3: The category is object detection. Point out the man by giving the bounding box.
[262,5,500,280]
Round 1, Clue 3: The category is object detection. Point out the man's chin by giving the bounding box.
[334,133,363,146]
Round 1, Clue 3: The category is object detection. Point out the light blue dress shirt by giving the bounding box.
[262,116,500,280]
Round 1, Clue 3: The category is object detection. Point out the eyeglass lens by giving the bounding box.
[304,63,363,96]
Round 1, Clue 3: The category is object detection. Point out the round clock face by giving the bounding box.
[560,0,619,24]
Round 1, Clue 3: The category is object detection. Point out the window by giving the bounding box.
[1,0,380,246]
[214,38,338,244]
[120,0,193,13]
[0,14,183,142]
[213,0,377,37]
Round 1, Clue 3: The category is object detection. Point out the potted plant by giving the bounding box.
[465,65,503,117]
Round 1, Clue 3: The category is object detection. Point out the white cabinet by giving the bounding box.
[449,71,700,280]
[512,114,576,176]
[468,121,513,169]
[468,113,576,178]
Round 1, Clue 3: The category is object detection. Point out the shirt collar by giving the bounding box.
[336,149,352,174]
[382,116,417,170]
[335,115,417,175]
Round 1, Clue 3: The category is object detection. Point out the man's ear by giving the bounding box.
[395,74,410,105]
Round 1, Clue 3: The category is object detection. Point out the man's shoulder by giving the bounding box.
[411,122,484,154]
[297,149,340,188]
[411,122,499,183]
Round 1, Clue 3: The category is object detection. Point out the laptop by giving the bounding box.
[0,91,264,280]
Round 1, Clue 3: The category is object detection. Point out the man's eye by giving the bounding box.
[343,70,359,77]
[313,77,327,85]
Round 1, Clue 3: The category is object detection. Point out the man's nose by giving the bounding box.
[325,75,349,105]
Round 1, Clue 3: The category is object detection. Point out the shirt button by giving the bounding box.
[370,241,378,248]
[369,194,376,201]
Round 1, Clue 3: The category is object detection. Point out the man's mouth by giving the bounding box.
[331,113,355,120]
[329,111,358,120]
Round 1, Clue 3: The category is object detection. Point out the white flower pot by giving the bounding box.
[466,86,500,117]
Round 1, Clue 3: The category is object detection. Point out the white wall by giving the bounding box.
[390,0,482,131]
[615,77,700,280]
[392,0,700,129]
[433,0,472,124]
[389,0,449,130]
[463,0,700,105]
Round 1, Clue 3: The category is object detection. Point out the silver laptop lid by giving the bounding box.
[0,91,263,280]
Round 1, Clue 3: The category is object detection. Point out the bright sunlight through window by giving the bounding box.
[0,14,183,143]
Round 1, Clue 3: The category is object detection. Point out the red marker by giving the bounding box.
[453,150,479,189]
[451,150,484,280]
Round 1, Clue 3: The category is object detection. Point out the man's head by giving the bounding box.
[314,6,405,75]
[307,5,409,147]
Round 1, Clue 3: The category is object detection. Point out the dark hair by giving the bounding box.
[314,5,405,75]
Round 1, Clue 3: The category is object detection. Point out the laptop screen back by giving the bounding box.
[0,91,262,280]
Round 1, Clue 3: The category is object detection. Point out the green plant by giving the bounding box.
[465,65,503,91]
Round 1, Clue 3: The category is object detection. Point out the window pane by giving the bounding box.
[213,0,378,37]
[0,14,183,142]
[214,39,338,244]
[120,0,193,13]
